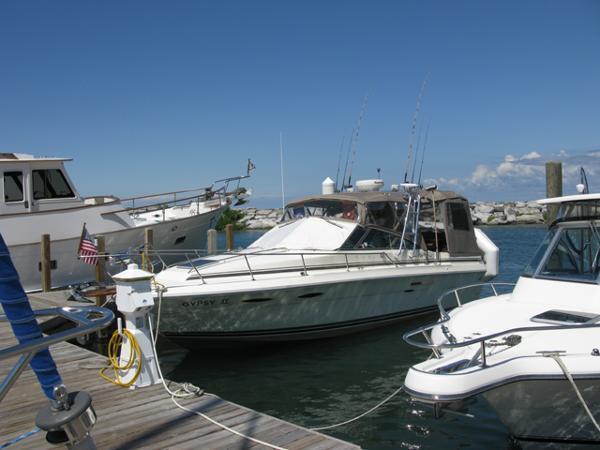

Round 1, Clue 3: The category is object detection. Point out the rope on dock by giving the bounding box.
[147,315,288,450]
[0,428,41,449]
[310,385,404,431]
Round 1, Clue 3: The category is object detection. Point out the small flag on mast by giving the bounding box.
[247,158,256,176]
[78,223,99,265]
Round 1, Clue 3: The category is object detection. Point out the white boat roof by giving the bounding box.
[537,193,600,205]
[0,153,72,162]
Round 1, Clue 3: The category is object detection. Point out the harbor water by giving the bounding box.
[166,226,547,450]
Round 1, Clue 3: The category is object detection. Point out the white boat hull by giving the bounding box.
[483,377,600,444]
[158,266,485,344]
[11,206,224,292]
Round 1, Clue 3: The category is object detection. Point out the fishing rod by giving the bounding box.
[417,119,431,187]
[404,73,430,183]
[346,94,369,190]
[279,132,285,210]
[340,127,354,191]
[334,135,346,192]
[410,122,424,183]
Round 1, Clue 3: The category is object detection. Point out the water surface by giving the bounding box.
[166,226,547,449]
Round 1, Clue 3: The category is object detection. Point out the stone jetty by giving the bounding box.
[237,201,546,229]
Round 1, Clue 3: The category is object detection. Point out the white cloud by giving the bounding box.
[470,164,498,185]
[433,148,600,199]
[521,151,541,160]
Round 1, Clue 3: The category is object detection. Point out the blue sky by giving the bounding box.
[1,1,599,206]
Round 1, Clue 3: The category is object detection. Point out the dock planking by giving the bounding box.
[1,294,360,450]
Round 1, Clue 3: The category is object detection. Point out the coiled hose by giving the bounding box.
[99,328,142,388]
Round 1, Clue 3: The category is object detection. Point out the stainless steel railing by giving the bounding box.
[402,282,600,368]
[0,306,114,403]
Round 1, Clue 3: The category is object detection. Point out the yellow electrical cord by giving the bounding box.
[100,329,142,388]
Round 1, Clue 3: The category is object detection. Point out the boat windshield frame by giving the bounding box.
[281,199,361,223]
[523,219,600,284]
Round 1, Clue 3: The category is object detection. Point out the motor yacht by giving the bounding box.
[404,193,600,445]
[153,181,499,344]
[0,153,248,291]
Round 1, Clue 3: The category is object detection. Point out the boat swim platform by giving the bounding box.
[1,294,361,450]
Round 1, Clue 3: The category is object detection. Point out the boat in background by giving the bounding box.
[153,178,499,344]
[0,153,250,291]
[404,192,600,445]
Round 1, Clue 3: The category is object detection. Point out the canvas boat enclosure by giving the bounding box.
[280,190,481,257]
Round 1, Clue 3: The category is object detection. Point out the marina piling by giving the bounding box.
[95,235,106,306]
[207,228,218,255]
[545,161,563,225]
[225,223,234,250]
[40,234,51,292]
[143,228,153,272]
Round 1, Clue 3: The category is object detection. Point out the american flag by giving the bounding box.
[78,224,99,265]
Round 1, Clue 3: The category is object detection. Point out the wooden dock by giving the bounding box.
[1,293,360,450]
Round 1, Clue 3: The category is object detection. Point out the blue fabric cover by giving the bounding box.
[0,234,62,400]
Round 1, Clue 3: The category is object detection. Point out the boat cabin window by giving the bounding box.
[558,201,600,221]
[535,225,600,283]
[339,225,404,250]
[3,171,24,202]
[365,202,402,230]
[32,169,75,200]
[283,200,359,222]
[446,202,471,231]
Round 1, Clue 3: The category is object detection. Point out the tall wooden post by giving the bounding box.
[41,234,51,292]
[207,229,217,255]
[143,228,154,272]
[545,161,563,225]
[225,224,234,251]
[95,235,106,307]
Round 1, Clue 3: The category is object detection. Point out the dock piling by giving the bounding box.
[40,234,51,292]
[545,161,563,225]
[95,235,106,307]
[207,229,217,255]
[225,223,234,251]
[143,228,154,272]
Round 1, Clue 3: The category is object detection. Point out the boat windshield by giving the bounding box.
[526,223,600,283]
[282,200,359,222]
[558,201,600,221]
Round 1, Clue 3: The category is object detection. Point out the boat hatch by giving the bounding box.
[531,310,600,325]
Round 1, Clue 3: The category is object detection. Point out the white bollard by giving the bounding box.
[113,263,160,389]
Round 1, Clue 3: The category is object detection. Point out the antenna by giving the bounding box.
[417,119,431,186]
[346,94,369,189]
[279,132,285,210]
[404,73,430,183]
[334,135,346,192]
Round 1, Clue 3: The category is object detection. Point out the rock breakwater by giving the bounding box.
[237,201,546,229]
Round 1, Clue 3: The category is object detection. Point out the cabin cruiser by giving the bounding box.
[153,181,499,344]
[0,153,249,291]
[404,193,600,445]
